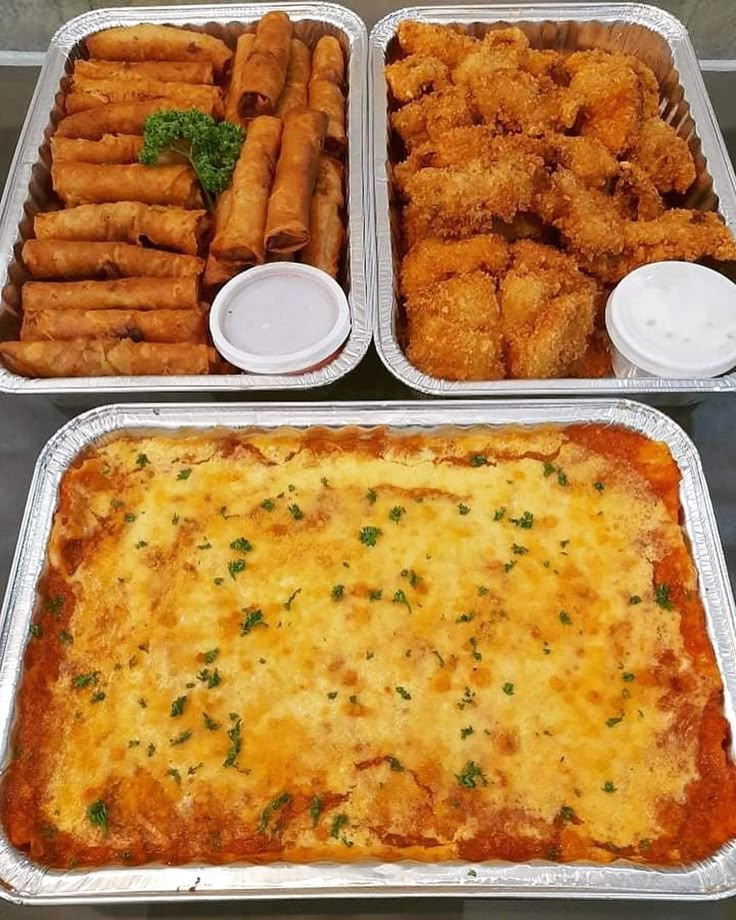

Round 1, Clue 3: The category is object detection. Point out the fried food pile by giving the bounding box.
[387,22,736,380]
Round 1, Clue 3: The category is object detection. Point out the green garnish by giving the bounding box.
[395,685,411,700]
[456,611,475,623]
[511,543,528,556]
[213,577,224,585]
[458,686,475,710]
[86,800,108,834]
[655,583,673,610]
[504,561,516,573]
[90,690,106,703]
[606,716,623,728]
[230,537,253,554]
[559,610,572,625]
[147,742,156,757]
[241,608,266,635]
[327,691,338,700]
[73,672,97,689]
[136,453,150,467]
[283,588,301,611]
[171,514,180,525]
[310,796,322,826]
[219,506,235,519]
[502,682,514,696]
[388,506,406,523]
[170,730,192,746]
[128,740,140,748]
[124,513,137,523]
[560,805,576,822]
[46,595,64,614]
[29,624,42,638]
[366,488,377,504]
[469,638,481,661]
[331,584,345,601]
[543,462,568,485]
[203,712,220,731]
[458,503,470,516]
[603,780,617,793]
[259,792,290,832]
[348,694,358,704]
[392,589,411,612]
[594,481,605,491]
[622,672,635,682]
[176,469,191,481]
[629,595,642,605]
[288,503,303,520]
[493,507,506,521]
[261,498,275,511]
[359,526,381,547]
[135,540,148,549]
[59,630,73,645]
[478,586,489,596]
[368,589,382,601]
[224,714,241,767]
[188,763,204,776]
[330,813,349,839]
[139,697,147,708]
[197,667,220,689]
[460,726,474,740]
[228,559,246,580]
[203,648,219,665]
[432,649,445,667]
[510,511,534,529]
[167,768,181,784]
[140,109,244,208]
[456,760,488,788]
[170,695,187,717]
[387,756,404,772]
[469,455,489,467]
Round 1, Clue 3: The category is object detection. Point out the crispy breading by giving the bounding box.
[385,54,450,103]
[451,27,529,82]
[500,241,598,378]
[400,234,510,296]
[396,21,477,67]
[579,209,736,283]
[390,87,474,150]
[568,328,612,377]
[406,273,505,380]
[545,134,619,190]
[630,117,696,194]
[613,162,664,221]
[534,168,624,258]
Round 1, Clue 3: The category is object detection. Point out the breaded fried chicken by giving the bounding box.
[406,272,505,380]
[613,162,664,221]
[390,87,474,150]
[385,55,450,103]
[400,234,510,296]
[630,117,696,194]
[397,21,477,67]
[451,26,530,82]
[545,134,619,190]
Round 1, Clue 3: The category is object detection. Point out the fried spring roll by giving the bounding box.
[52,163,203,209]
[204,190,243,287]
[51,134,143,165]
[55,99,218,140]
[308,78,346,157]
[224,33,255,126]
[85,25,231,76]
[21,308,205,344]
[23,240,204,280]
[0,339,210,377]
[265,107,328,253]
[275,39,311,118]
[34,203,209,255]
[23,277,199,313]
[211,116,283,264]
[238,12,293,117]
[65,78,222,116]
[311,36,344,85]
[300,155,344,278]
[74,59,214,84]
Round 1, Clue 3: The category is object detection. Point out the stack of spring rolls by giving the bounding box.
[0,15,348,380]
[206,12,347,286]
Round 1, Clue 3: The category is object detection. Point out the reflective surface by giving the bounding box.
[0,62,735,918]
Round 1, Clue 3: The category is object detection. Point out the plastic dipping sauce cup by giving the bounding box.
[210,263,351,375]
[605,261,736,378]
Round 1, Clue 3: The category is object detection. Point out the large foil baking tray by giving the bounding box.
[370,3,736,396]
[0,399,734,902]
[0,3,371,395]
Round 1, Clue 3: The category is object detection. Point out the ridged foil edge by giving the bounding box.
[369,3,736,397]
[0,399,734,902]
[0,3,371,394]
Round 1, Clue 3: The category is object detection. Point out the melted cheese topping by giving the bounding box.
[4,424,735,868]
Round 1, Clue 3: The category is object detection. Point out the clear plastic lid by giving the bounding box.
[605,261,736,378]
[209,263,351,375]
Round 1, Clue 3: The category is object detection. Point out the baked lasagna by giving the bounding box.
[4,423,736,868]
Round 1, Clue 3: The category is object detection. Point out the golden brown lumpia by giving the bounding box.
[300,155,345,278]
[34,203,209,255]
[204,189,244,288]
[238,12,293,117]
[65,79,222,116]
[52,163,203,208]
[23,277,200,313]
[23,240,204,280]
[211,116,283,264]
[224,33,255,126]
[275,39,311,118]
[310,36,344,85]
[55,99,218,140]
[51,134,143,165]
[264,107,328,254]
[0,339,210,377]
[74,59,214,84]
[21,308,205,344]
[85,25,231,75]
[308,77,346,157]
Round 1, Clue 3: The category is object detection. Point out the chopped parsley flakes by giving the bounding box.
[359,525,382,547]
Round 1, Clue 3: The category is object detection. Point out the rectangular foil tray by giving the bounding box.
[0,398,735,902]
[0,3,370,394]
[370,3,736,396]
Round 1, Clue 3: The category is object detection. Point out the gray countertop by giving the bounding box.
[1,42,736,920]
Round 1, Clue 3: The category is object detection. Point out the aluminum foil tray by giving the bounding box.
[0,3,370,394]
[0,398,735,903]
[370,3,736,396]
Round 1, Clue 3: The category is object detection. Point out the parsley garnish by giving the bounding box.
[594,481,605,491]
[73,672,97,689]
[629,595,642,605]
[504,560,516,573]
[457,503,471,516]
[177,469,191,480]
[284,588,301,611]
[261,498,275,511]
[359,526,381,547]
[203,648,219,665]
[368,588,382,601]
[388,505,406,523]
[288,503,303,520]
[330,813,349,839]
[170,695,187,717]
[348,694,358,704]
[366,488,377,504]
[213,577,224,585]
[478,586,489,596]
[124,512,137,523]
[456,611,475,623]
[622,672,635,682]
[259,792,290,832]
[46,595,64,614]
[510,511,534,529]
[392,589,411,612]
[460,726,474,740]
[167,768,181,784]
[560,805,576,821]
[241,609,266,635]
[230,537,253,554]
[86,800,108,834]
[327,691,338,700]
[559,610,572,625]
[197,667,220,689]
[147,742,156,757]
[502,682,514,696]
[90,690,106,703]
[543,462,568,485]
[493,507,506,521]
[456,760,488,788]
[203,712,220,731]
[310,796,322,826]
[224,714,241,767]
[219,506,235,519]
[606,716,623,728]
[128,740,140,748]
[655,583,673,610]
[469,638,481,661]
[511,543,528,556]
[136,453,150,467]
[170,730,192,746]
[29,624,42,638]
[59,630,72,645]
[469,455,488,467]
[228,559,246,580]
[387,756,404,772]
[395,685,412,700]
[330,584,345,601]
[171,513,179,525]
[458,686,475,710]
[135,540,148,549]
[603,780,617,793]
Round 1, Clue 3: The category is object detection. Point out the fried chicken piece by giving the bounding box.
[385,54,450,103]
[568,328,612,378]
[492,213,547,242]
[400,234,510,296]
[405,272,505,380]
[396,21,477,68]
[545,134,619,190]
[613,162,664,221]
[578,209,736,283]
[629,117,696,194]
[524,49,566,80]
[402,153,546,240]
[391,87,474,150]
[499,241,597,378]
[564,50,659,155]
[534,168,624,258]
[451,26,530,82]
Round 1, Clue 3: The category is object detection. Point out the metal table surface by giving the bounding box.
[1,50,736,920]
